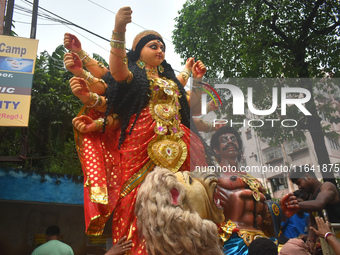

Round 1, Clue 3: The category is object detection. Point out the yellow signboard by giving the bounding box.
[0,35,38,126]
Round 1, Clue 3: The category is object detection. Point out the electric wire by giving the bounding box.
[14,0,182,74]
[87,0,173,44]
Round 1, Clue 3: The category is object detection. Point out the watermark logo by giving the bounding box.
[200,84,311,116]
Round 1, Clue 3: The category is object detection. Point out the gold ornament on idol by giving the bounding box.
[110,31,126,49]
[147,74,187,172]
[180,68,191,81]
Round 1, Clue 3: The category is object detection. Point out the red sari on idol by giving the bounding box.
[75,76,208,254]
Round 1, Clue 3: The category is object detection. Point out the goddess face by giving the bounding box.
[174,171,224,223]
[140,39,165,67]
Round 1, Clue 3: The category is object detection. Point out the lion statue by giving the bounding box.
[135,166,224,255]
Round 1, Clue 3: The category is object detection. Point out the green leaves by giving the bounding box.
[173,0,340,78]
[174,2,339,180]
[25,46,83,173]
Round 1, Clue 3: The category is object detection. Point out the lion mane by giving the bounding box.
[135,167,223,255]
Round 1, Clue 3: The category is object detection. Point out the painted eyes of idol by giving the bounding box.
[147,42,165,52]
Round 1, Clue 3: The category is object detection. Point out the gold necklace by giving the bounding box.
[145,66,158,77]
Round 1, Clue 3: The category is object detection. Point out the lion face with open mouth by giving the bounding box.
[174,171,225,223]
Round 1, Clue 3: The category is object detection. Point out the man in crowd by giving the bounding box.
[31,225,74,255]
[290,167,340,223]
[290,167,340,253]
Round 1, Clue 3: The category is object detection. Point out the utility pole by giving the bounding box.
[30,0,38,39]
[21,0,39,162]
[3,0,14,35]
[0,0,6,34]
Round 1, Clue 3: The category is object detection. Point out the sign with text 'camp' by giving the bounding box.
[0,35,38,126]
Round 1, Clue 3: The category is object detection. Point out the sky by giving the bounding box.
[12,0,188,73]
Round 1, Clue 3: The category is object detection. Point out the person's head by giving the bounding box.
[248,238,278,255]
[210,126,243,162]
[132,30,163,50]
[129,30,166,67]
[290,166,318,194]
[293,189,308,202]
[279,238,309,255]
[45,225,60,241]
[293,189,309,215]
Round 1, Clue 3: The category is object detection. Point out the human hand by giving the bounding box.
[192,60,207,78]
[207,99,220,112]
[105,236,133,255]
[280,193,299,218]
[72,115,97,133]
[310,216,332,238]
[64,52,83,76]
[114,7,132,32]
[184,57,195,70]
[64,33,82,53]
[69,77,90,102]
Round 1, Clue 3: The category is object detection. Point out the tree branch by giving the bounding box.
[300,0,326,40]
[261,1,290,47]
[313,22,340,35]
[265,18,291,49]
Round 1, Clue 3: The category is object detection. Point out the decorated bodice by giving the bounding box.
[148,77,184,138]
[147,76,188,173]
[149,78,183,138]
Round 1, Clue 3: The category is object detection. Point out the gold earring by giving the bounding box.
[137,59,146,69]
[158,64,164,73]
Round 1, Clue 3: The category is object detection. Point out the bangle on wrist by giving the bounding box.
[111,30,126,48]
[112,31,125,42]
[325,232,334,240]
[85,93,99,108]
[183,68,191,76]
[96,97,107,110]
[95,118,105,131]
[180,68,191,81]
[110,39,125,49]
[111,39,125,44]
[79,70,94,84]
[77,49,91,65]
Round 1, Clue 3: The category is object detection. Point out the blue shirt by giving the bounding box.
[281,212,309,239]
